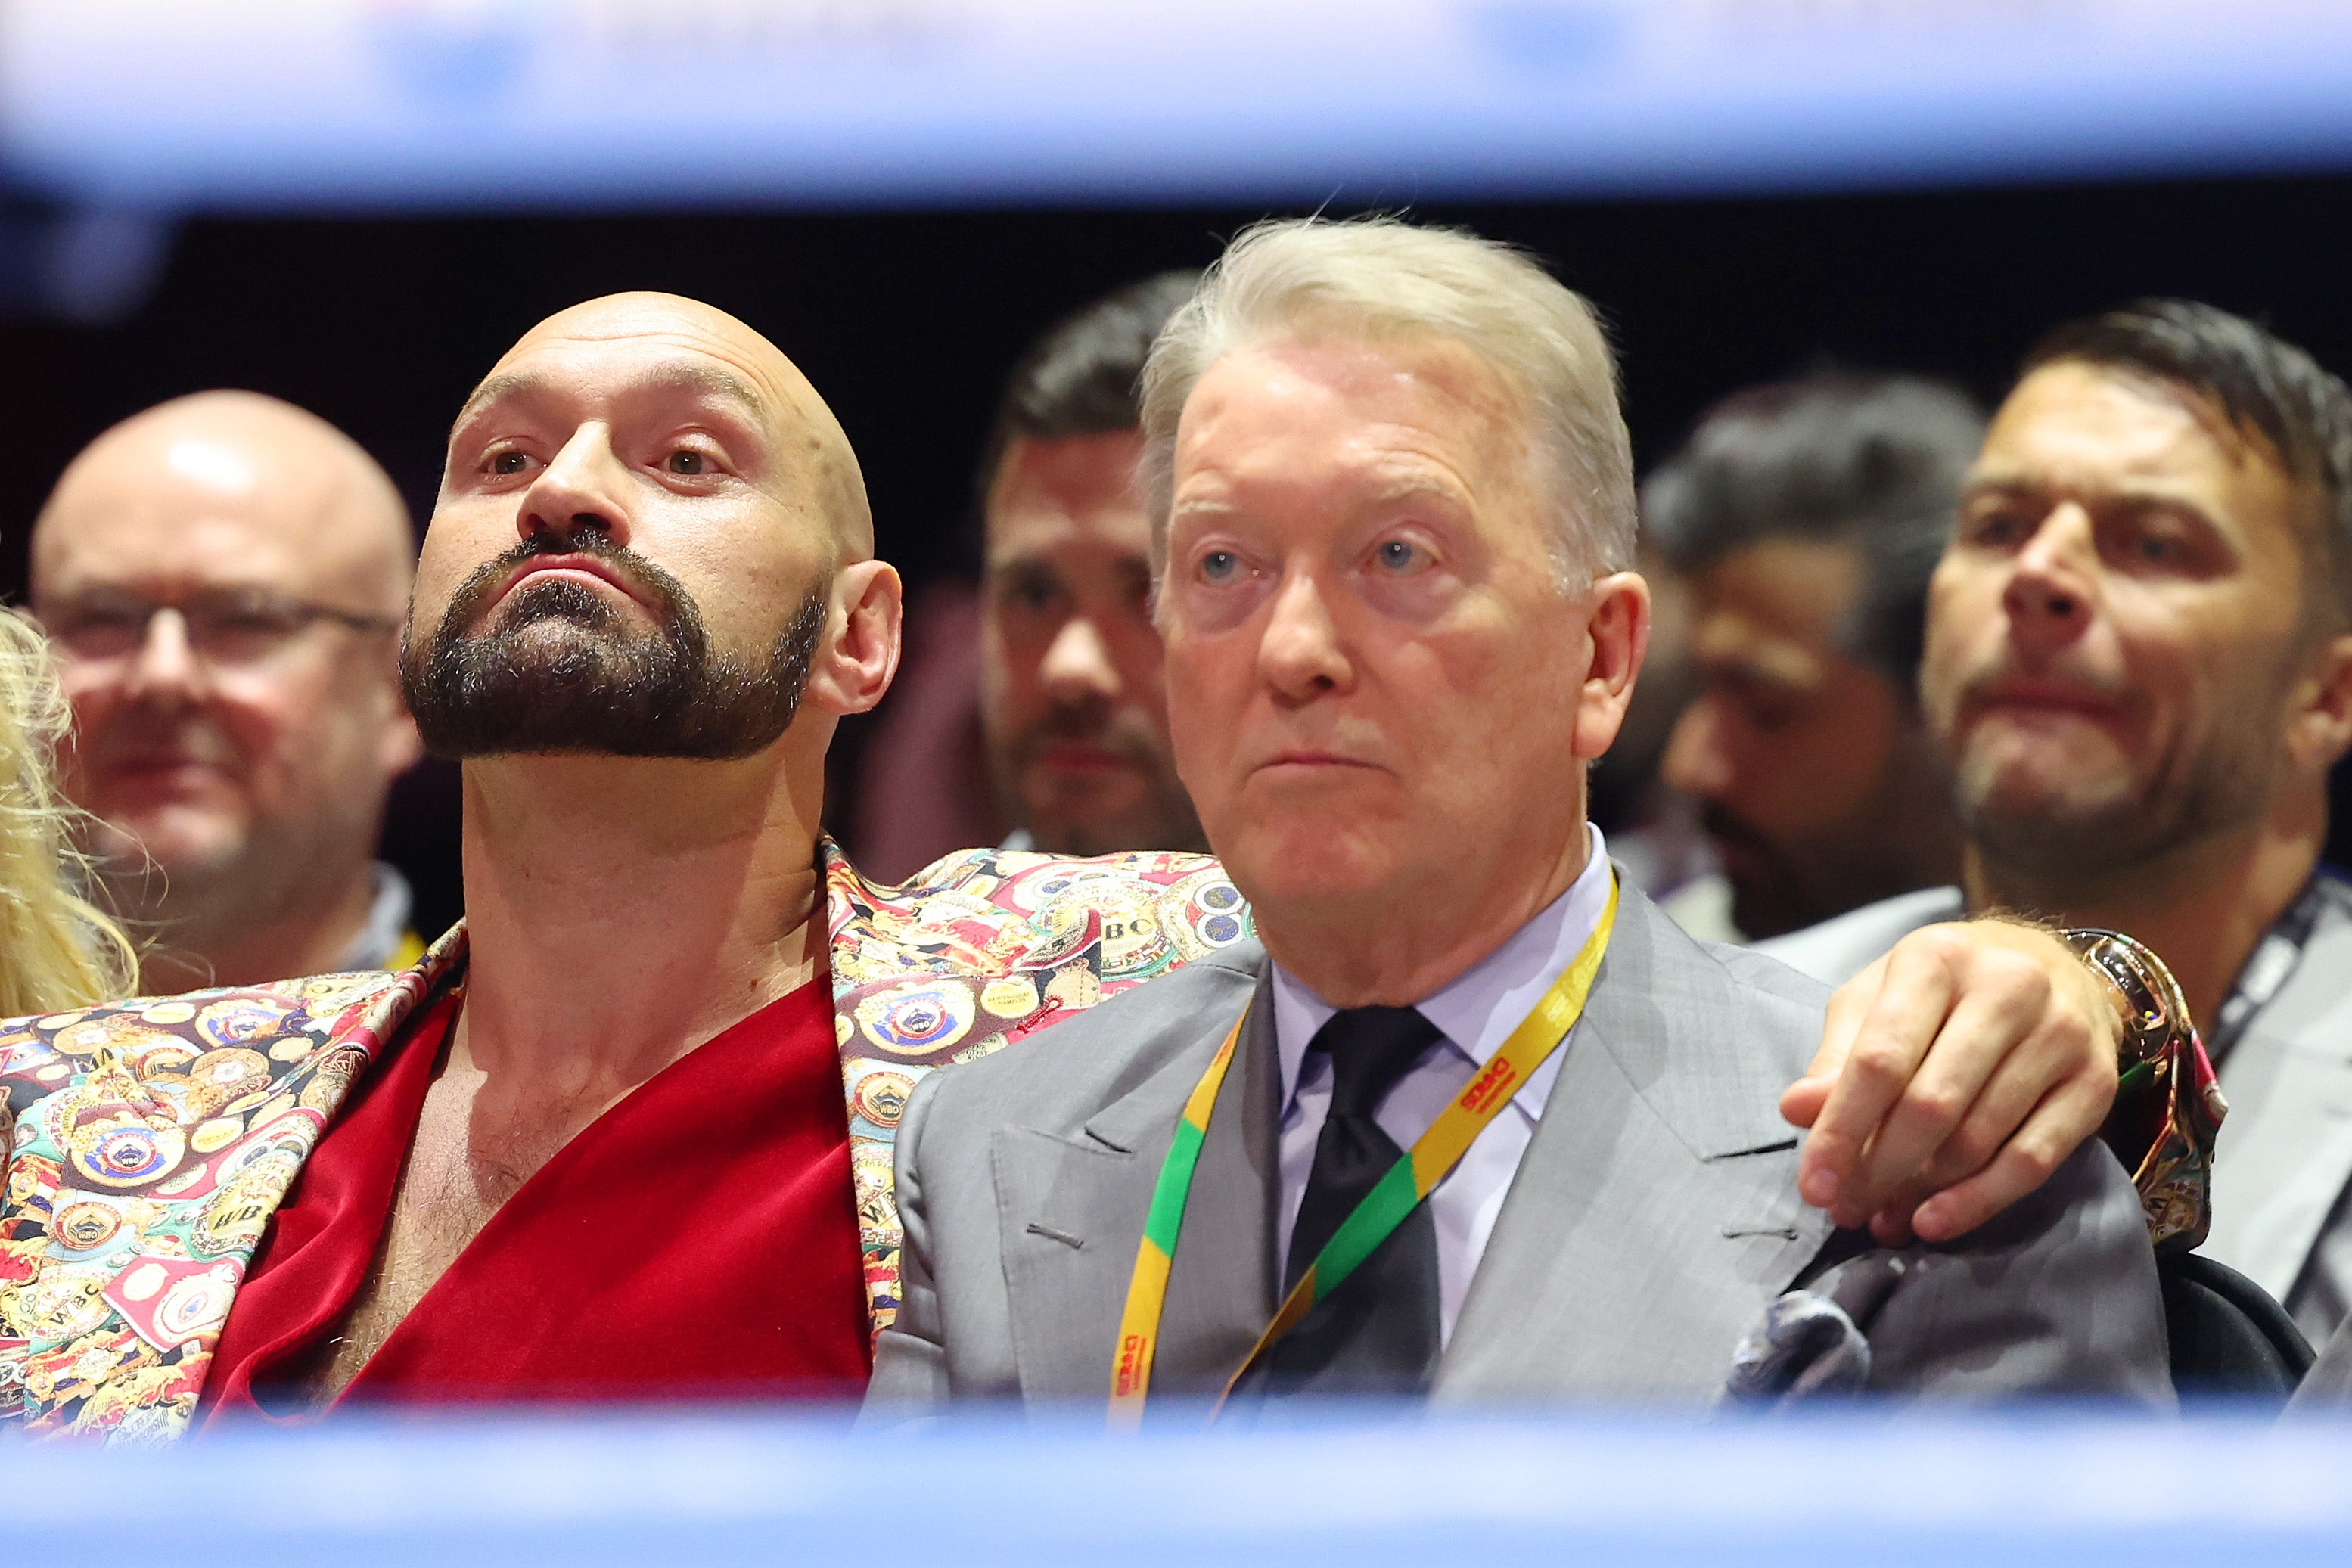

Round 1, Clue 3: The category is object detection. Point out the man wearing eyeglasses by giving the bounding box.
[30,390,426,992]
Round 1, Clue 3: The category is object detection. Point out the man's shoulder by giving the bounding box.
[1,968,401,1029]
[825,838,1257,1113]
[1695,936,1834,1012]
[1751,886,1967,988]
[909,940,1266,1140]
[1611,879,1829,1017]
[0,970,408,1105]
[1597,885,1831,1135]
[826,840,1250,997]
[0,957,453,1441]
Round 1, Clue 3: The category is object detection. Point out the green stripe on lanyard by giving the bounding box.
[1306,1155,1424,1306]
[1143,1116,1210,1256]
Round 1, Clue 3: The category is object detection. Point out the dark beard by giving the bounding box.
[400,532,829,761]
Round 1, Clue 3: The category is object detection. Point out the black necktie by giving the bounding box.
[1262,1005,1444,1396]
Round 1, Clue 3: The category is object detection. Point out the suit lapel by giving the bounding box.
[990,961,1276,1406]
[1437,893,1831,1402]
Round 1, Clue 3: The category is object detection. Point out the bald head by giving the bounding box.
[458,292,872,560]
[28,391,426,989]
[410,288,902,766]
[35,390,413,616]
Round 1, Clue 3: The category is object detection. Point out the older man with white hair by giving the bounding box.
[865,216,2179,1412]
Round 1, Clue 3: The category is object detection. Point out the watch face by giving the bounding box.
[2068,932,2170,1065]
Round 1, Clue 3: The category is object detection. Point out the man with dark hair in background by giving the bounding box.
[977,271,1209,855]
[850,272,1207,874]
[1763,301,2352,1346]
[1647,374,1983,940]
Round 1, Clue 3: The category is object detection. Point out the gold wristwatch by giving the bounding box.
[2061,927,2226,1253]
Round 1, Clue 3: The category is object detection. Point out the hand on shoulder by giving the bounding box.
[1779,918,2127,1245]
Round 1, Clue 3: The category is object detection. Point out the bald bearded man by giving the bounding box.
[212,293,904,1414]
[31,393,425,991]
[0,299,903,1430]
[0,293,2196,1439]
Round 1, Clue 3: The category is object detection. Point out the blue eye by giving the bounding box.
[1199,550,1240,583]
[1376,539,1418,571]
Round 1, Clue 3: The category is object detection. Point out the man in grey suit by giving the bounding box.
[1760,303,2352,1352]
[867,218,2173,1413]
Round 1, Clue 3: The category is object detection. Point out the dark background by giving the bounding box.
[7,171,2347,931]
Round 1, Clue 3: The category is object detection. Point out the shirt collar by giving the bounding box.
[1269,824,1614,1119]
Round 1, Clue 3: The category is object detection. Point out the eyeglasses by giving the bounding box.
[34,586,401,669]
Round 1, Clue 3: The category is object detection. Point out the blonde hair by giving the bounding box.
[1140,214,1637,584]
[0,611,136,1016]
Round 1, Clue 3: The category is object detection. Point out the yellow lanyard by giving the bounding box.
[1108,873,1619,1426]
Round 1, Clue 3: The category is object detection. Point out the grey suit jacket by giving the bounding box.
[867,885,2172,1411]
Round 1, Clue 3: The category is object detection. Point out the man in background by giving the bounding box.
[1648,374,1982,939]
[1761,302,2352,1344]
[30,392,425,990]
[850,272,1208,874]
[977,272,1208,855]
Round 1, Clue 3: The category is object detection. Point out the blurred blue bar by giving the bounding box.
[11,1405,2352,1564]
[2,0,2350,213]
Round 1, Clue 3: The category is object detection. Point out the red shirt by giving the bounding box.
[202,979,869,1421]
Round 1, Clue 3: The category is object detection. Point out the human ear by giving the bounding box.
[803,559,903,718]
[2285,629,2352,774]
[1570,570,1651,762]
